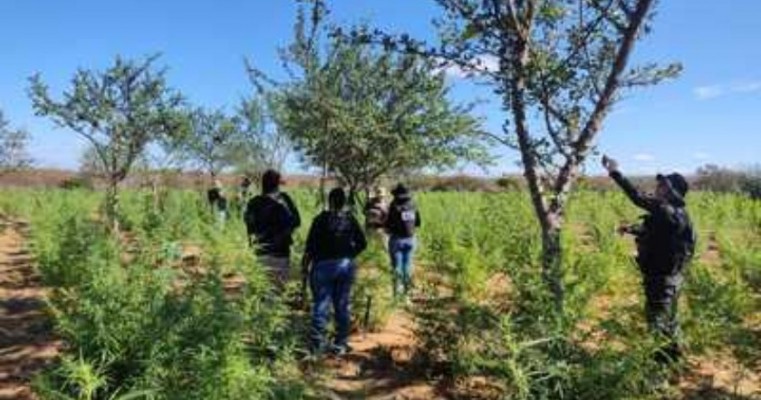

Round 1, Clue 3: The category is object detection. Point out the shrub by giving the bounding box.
[59,176,95,190]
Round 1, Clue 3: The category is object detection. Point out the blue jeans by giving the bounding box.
[310,258,355,351]
[389,236,416,297]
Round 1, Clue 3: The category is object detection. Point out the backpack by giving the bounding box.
[389,200,417,237]
[365,200,387,228]
[670,208,696,271]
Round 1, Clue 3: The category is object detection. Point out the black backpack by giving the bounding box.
[389,201,417,237]
[671,208,697,269]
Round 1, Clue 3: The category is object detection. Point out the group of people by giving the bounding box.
[208,157,695,362]
[212,170,421,355]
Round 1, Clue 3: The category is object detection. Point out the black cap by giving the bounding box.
[657,173,689,199]
[261,169,284,192]
[391,183,411,199]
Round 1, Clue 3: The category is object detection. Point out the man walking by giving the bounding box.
[244,169,301,288]
[603,155,696,363]
[385,184,421,300]
[303,188,367,355]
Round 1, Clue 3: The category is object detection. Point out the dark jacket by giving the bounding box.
[611,171,696,278]
[244,192,301,257]
[207,188,228,212]
[385,198,421,238]
[305,210,367,263]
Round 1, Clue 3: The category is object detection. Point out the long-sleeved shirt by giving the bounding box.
[385,198,421,238]
[305,210,367,263]
[611,171,694,277]
[244,191,301,257]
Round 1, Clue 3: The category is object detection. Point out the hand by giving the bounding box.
[617,225,630,236]
[602,155,619,173]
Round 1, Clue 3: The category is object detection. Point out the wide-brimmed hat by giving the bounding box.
[656,173,689,201]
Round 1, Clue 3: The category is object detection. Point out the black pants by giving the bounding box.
[643,275,683,363]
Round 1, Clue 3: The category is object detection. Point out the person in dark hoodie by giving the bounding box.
[244,169,301,288]
[603,155,696,363]
[207,180,229,226]
[385,183,422,300]
[303,187,367,355]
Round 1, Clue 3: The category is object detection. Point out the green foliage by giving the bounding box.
[28,55,187,225]
[2,186,758,399]
[181,107,256,180]
[354,0,681,312]
[409,190,760,398]
[15,189,306,399]
[261,1,490,197]
[0,108,33,170]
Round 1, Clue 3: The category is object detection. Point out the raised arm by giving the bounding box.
[603,156,659,212]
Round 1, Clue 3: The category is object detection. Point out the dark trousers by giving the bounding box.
[310,258,355,352]
[643,275,683,363]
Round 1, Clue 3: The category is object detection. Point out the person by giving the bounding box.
[364,186,389,234]
[244,169,301,288]
[603,155,696,363]
[238,176,252,202]
[206,180,229,225]
[385,183,421,300]
[229,176,252,216]
[303,187,367,355]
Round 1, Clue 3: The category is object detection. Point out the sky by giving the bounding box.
[0,0,759,175]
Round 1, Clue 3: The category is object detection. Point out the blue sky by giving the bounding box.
[0,0,759,175]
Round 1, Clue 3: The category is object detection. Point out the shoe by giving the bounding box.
[330,344,353,356]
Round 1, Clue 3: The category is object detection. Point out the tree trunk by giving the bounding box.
[503,37,566,312]
[106,178,120,234]
[541,217,564,312]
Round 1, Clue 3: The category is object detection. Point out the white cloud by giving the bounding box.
[693,152,711,160]
[694,85,724,100]
[437,55,500,79]
[734,81,761,93]
[693,80,761,100]
[633,153,655,162]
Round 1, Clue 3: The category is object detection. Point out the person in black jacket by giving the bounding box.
[303,187,367,355]
[603,156,696,363]
[244,169,301,288]
[385,184,421,300]
[207,180,229,226]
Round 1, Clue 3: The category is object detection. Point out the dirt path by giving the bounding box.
[317,310,445,400]
[0,218,60,400]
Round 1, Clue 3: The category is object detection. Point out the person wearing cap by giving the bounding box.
[244,169,301,288]
[303,187,367,355]
[238,176,253,204]
[603,155,696,363]
[207,180,229,226]
[384,183,422,300]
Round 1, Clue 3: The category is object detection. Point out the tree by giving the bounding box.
[181,107,242,181]
[29,55,185,230]
[355,0,680,310]
[0,110,33,171]
[234,96,291,174]
[257,0,490,206]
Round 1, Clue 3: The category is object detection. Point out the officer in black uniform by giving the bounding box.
[603,155,696,363]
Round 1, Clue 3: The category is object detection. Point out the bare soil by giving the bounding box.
[0,218,61,400]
